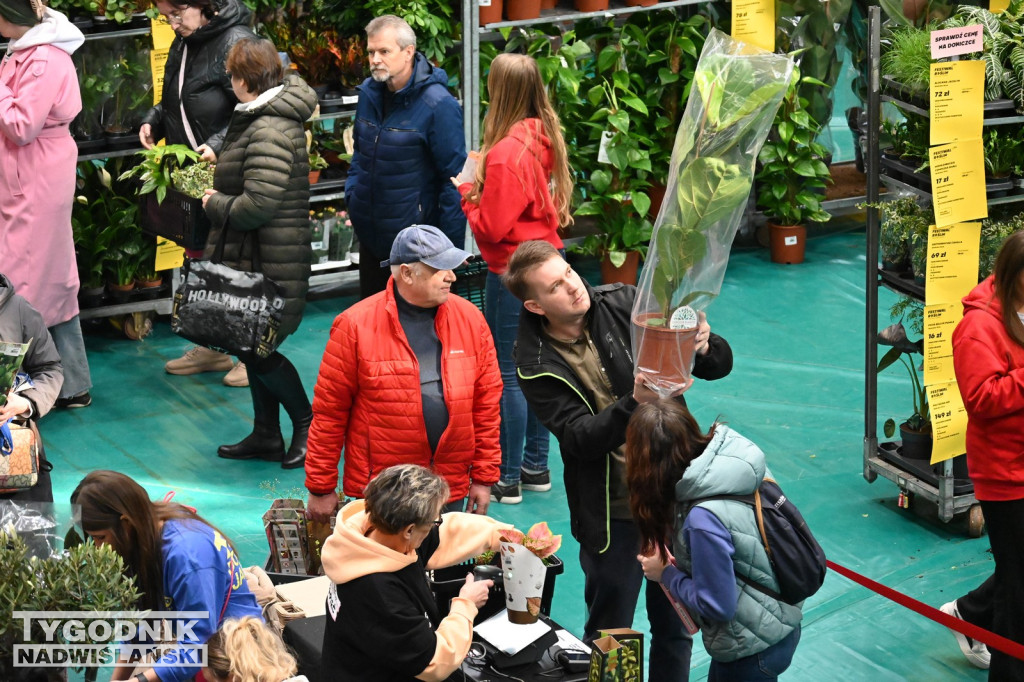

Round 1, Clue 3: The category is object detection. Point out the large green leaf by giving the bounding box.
[676,157,751,234]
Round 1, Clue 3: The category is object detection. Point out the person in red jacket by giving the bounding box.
[455,53,574,504]
[305,225,502,522]
[946,230,1024,679]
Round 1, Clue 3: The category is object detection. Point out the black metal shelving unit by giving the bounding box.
[862,6,1024,537]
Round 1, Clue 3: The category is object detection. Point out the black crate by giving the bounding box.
[430,555,563,624]
[139,187,211,250]
[451,259,487,315]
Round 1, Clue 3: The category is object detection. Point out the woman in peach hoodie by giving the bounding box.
[319,464,512,681]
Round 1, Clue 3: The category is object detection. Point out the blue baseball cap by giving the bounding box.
[381,224,473,270]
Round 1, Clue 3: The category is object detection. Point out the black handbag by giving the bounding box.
[171,225,286,360]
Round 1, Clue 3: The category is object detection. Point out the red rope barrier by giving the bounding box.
[826,560,1024,661]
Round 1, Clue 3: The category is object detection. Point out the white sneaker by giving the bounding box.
[223,361,249,387]
[940,600,991,669]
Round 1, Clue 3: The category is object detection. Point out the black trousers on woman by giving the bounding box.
[980,498,1024,681]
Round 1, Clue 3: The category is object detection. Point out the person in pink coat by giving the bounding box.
[0,0,92,408]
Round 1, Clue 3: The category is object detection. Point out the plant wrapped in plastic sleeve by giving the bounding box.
[631,30,793,396]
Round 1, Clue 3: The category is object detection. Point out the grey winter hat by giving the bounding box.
[381,224,472,270]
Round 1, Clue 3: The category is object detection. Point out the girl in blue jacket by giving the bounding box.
[71,470,262,682]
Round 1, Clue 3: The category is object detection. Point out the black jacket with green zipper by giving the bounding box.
[513,281,733,553]
[203,72,316,341]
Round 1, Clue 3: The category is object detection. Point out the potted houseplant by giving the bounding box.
[755,64,833,264]
[102,38,153,147]
[72,41,117,150]
[877,320,931,460]
[631,30,793,395]
[498,523,561,624]
[875,196,930,272]
[0,529,141,682]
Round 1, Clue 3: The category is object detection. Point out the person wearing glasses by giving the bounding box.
[319,464,511,681]
[142,0,257,387]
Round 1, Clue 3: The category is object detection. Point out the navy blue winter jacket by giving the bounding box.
[344,53,467,259]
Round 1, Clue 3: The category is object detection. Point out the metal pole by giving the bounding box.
[864,5,881,477]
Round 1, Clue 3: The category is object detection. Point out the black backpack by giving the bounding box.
[689,477,827,605]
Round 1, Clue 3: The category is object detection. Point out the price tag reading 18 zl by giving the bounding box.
[669,305,699,330]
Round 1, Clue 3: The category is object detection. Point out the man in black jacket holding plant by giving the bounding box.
[503,240,733,681]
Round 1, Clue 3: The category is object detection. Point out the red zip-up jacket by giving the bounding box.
[305,280,502,502]
[952,275,1024,500]
[459,118,563,274]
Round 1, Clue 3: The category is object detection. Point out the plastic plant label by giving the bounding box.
[669,305,698,330]
[930,24,983,59]
[784,236,798,246]
[597,131,614,165]
[342,95,358,104]
[479,0,491,6]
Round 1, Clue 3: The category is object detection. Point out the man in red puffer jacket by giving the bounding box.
[305,225,501,521]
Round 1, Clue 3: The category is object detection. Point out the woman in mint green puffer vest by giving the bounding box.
[626,399,802,680]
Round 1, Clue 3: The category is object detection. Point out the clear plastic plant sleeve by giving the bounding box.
[631,30,794,396]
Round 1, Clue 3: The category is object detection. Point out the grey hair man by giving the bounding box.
[305,225,502,522]
[344,14,468,299]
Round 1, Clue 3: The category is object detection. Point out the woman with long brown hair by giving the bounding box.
[944,230,1024,678]
[625,400,802,680]
[70,470,262,682]
[456,53,573,504]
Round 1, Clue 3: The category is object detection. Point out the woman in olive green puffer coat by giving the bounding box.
[202,37,317,470]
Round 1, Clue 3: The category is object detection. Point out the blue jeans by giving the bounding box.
[485,271,549,485]
[707,625,801,682]
[580,519,692,681]
[48,316,92,399]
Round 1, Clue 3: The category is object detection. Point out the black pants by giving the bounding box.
[359,242,391,300]
[957,573,995,632]
[980,498,1024,680]
[579,519,692,681]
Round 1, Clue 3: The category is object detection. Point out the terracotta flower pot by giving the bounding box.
[647,183,667,219]
[574,0,609,10]
[479,0,503,25]
[541,0,557,7]
[506,0,541,19]
[768,221,806,264]
[633,311,698,395]
[309,170,321,185]
[600,250,639,285]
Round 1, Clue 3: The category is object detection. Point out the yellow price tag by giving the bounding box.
[731,0,774,53]
[150,18,176,106]
[155,237,185,271]
[924,222,981,306]
[923,303,962,387]
[926,382,968,464]
[990,0,1009,12]
[930,61,984,146]
[929,140,987,227]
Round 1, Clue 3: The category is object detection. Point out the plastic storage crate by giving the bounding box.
[451,259,487,315]
[139,187,211,250]
[430,555,563,624]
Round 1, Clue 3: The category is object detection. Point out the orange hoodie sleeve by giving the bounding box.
[415,597,478,681]
[425,512,512,570]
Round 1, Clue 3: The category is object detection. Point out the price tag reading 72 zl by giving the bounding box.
[930,61,984,146]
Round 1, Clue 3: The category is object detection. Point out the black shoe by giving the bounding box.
[218,427,285,461]
[281,414,312,470]
[520,469,551,492]
[55,392,92,409]
[490,481,522,505]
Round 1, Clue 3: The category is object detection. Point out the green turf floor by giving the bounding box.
[43,229,992,680]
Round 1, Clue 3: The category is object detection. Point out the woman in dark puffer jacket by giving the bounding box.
[202,38,316,470]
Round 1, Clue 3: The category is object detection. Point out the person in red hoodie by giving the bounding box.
[944,230,1024,679]
[455,53,574,504]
